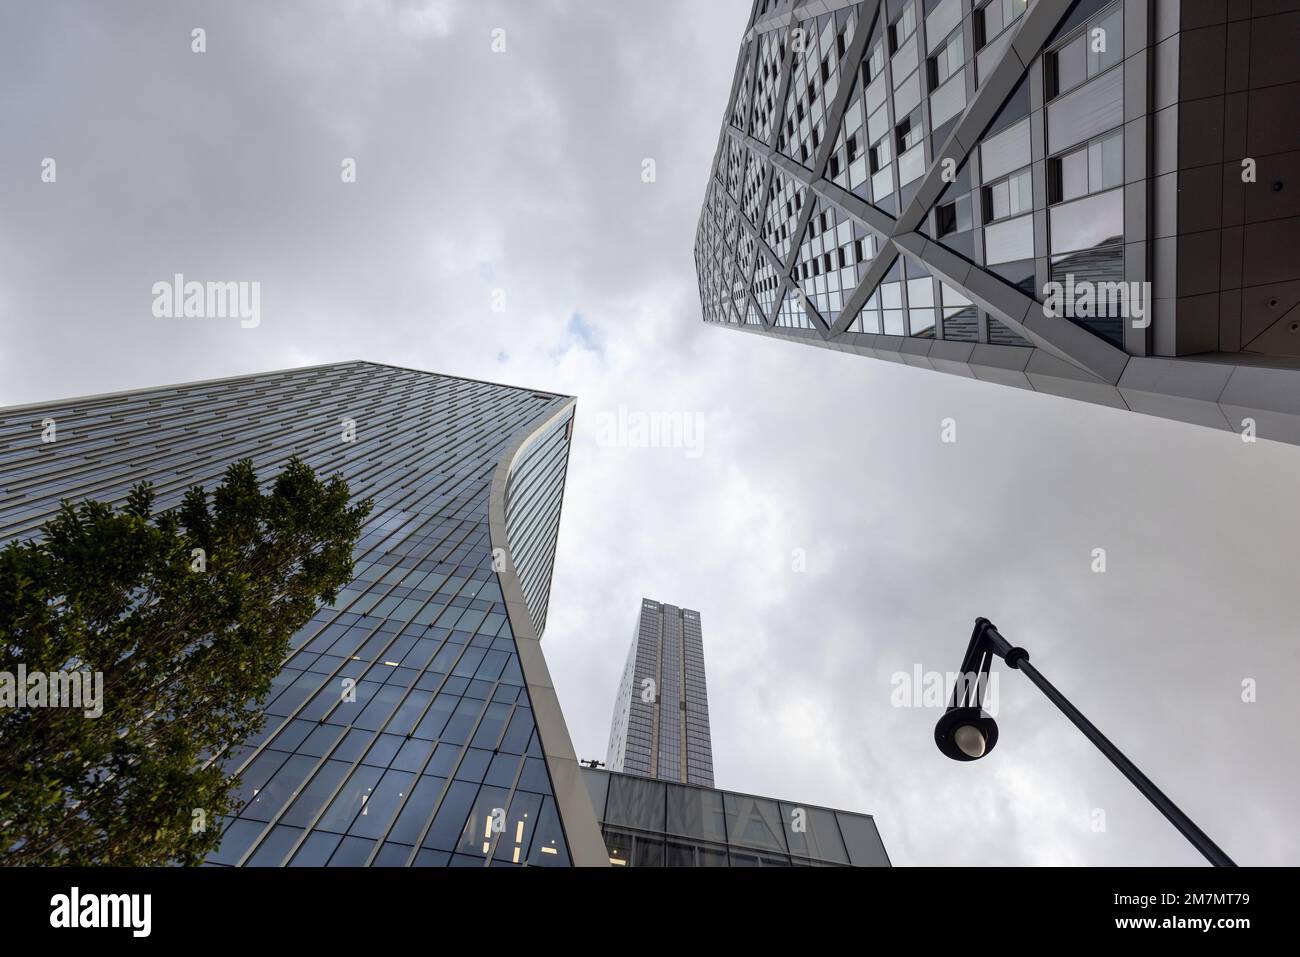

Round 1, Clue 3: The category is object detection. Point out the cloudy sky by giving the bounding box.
[3,0,1298,867]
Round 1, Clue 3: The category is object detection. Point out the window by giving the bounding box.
[895,112,922,155]
[1048,3,1123,99]
[894,109,925,186]
[888,3,917,54]
[927,28,964,90]
[1048,187,1123,255]
[941,283,979,341]
[866,40,886,82]
[975,0,1027,50]
[935,194,973,237]
[1087,6,1123,77]
[880,275,905,334]
[837,813,890,866]
[1048,130,1123,203]
[605,773,666,831]
[869,132,893,174]
[666,784,728,842]
[982,168,1032,222]
[723,793,787,852]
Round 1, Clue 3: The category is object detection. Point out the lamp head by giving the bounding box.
[935,706,999,761]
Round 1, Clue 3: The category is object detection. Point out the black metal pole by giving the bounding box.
[1012,656,1236,867]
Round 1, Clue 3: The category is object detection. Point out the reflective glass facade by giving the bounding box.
[698,0,1300,446]
[606,599,714,787]
[0,361,601,866]
[583,768,890,867]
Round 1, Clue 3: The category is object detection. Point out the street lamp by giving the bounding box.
[935,618,1236,867]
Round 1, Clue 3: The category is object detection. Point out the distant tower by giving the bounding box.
[606,598,714,786]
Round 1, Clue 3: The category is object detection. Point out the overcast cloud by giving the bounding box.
[2,0,1297,866]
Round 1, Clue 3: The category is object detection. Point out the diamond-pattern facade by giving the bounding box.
[696,0,1300,445]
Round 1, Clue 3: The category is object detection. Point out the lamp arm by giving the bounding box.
[974,619,1236,868]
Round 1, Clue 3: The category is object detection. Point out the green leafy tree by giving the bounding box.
[0,457,371,865]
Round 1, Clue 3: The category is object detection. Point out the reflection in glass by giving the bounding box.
[724,793,788,852]
[940,284,979,341]
[1049,187,1123,254]
[781,804,850,864]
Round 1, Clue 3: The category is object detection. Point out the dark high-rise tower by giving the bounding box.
[0,361,607,866]
[697,0,1300,445]
[606,598,714,787]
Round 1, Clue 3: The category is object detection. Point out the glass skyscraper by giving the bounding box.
[698,0,1300,444]
[606,598,715,787]
[0,361,607,866]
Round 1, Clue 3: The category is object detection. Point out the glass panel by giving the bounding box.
[991,180,1009,220]
[421,779,478,851]
[526,797,569,866]
[724,792,788,852]
[666,782,728,842]
[457,784,511,859]
[240,753,317,823]
[1049,187,1123,254]
[347,768,415,840]
[633,835,665,867]
[280,758,353,828]
[838,814,889,866]
[604,828,632,866]
[867,42,886,82]
[665,841,698,867]
[983,213,1034,264]
[1099,130,1123,191]
[386,774,446,845]
[492,789,543,865]
[983,0,1005,40]
[781,804,850,864]
[907,277,935,307]
[926,0,962,56]
[1014,169,1032,215]
[940,283,979,341]
[289,830,342,866]
[1088,6,1123,77]
[1055,37,1086,95]
[910,309,936,337]
[605,773,666,832]
[1061,149,1088,202]
[326,835,375,866]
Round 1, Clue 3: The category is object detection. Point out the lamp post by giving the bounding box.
[935,618,1236,867]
